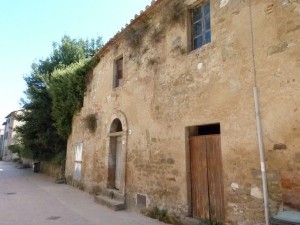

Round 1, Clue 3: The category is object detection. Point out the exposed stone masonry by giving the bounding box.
[65,0,300,224]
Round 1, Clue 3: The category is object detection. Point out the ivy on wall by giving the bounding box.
[50,57,100,139]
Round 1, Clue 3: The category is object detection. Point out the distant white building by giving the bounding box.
[0,128,4,157]
[2,110,23,161]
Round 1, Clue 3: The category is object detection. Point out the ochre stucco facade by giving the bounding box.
[65,0,300,224]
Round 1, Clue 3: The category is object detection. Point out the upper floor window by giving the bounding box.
[5,132,8,140]
[191,1,211,50]
[114,57,123,88]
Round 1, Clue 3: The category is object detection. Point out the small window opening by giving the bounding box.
[114,57,123,88]
[198,123,220,135]
[188,123,220,136]
[191,1,211,50]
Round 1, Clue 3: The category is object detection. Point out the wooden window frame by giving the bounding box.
[191,1,211,50]
[113,56,123,88]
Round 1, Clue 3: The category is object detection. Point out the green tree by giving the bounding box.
[17,35,102,163]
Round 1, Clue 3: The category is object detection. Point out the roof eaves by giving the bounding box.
[95,0,165,58]
[4,109,24,118]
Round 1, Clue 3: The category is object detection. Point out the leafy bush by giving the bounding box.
[125,18,150,49]
[8,144,21,154]
[162,0,186,26]
[147,206,172,224]
[83,113,97,133]
[202,220,223,225]
[150,25,166,44]
[8,144,32,158]
[50,151,66,165]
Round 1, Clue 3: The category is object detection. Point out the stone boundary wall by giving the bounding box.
[40,161,63,179]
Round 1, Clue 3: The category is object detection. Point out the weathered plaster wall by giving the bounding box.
[253,0,300,217]
[66,0,300,224]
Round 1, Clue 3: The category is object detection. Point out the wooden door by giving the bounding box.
[206,135,224,222]
[115,137,122,190]
[189,135,224,222]
[190,136,210,220]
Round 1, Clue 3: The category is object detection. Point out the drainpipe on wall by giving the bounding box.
[253,87,270,225]
[249,1,270,225]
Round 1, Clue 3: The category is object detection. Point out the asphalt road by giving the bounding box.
[0,161,164,225]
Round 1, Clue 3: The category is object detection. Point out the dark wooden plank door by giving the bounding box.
[189,135,224,222]
[206,135,225,222]
[190,136,210,220]
[115,136,122,190]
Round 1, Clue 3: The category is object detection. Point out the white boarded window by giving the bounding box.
[73,142,83,181]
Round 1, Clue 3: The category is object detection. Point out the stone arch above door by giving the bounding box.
[105,111,128,194]
[107,111,128,134]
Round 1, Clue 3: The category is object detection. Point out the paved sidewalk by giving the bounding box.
[0,161,164,225]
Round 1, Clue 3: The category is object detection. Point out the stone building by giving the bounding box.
[2,110,23,161]
[65,0,300,224]
[0,128,4,157]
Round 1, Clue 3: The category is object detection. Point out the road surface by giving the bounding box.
[0,161,164,225]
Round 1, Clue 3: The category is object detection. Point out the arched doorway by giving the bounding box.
[106,111,128,193]
[108,119,123,189]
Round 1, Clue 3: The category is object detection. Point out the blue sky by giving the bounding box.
[0,0,152,127]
